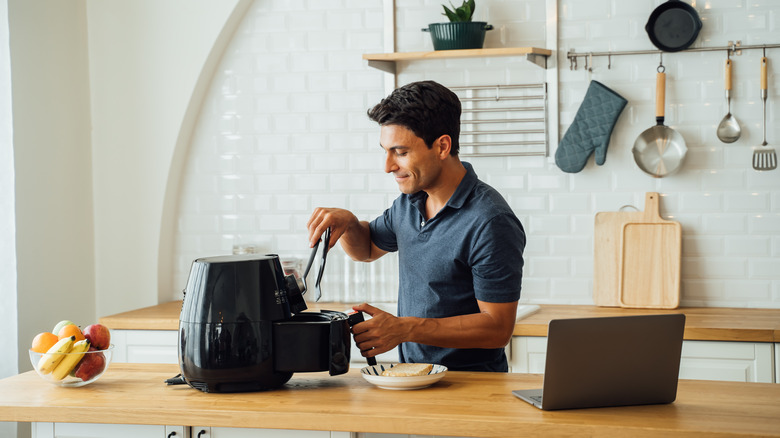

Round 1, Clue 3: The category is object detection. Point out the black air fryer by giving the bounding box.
[178,250,359,393]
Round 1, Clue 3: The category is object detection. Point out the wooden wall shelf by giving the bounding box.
[363,47,552,73]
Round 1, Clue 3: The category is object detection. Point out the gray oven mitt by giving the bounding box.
[555,80,627,173]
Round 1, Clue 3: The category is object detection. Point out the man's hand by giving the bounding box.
[307,208,387,262]
[350,303,408,358]
[307,207,359,249]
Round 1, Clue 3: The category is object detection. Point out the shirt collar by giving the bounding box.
[408,161,477,210]
[446,161,477,209]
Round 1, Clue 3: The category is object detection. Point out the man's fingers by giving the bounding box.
[352,302,380,316]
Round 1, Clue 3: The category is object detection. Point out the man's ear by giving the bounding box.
[436,135,452,159]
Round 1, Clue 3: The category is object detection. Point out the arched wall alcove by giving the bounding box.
[160,1,394,304]
[157,0,253,302]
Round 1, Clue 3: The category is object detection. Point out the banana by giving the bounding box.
[49,339,90,380]
[37,335,75,374]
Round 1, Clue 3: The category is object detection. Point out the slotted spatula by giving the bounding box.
[753,56,777,171]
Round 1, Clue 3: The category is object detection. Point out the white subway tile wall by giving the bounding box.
[174,0,780,308]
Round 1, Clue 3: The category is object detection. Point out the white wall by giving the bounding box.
[85,0,246,317]
[9,0,94,381]
[553,0,779,307]
[8,0,246,381]
[1,1,19,436]
[173,0,780,308]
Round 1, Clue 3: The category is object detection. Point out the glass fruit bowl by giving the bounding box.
[29,344,114,387]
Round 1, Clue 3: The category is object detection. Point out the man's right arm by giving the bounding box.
[307,207,387,262]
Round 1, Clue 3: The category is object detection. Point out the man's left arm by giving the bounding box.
[352,211,525,356]
[351,300,518,355]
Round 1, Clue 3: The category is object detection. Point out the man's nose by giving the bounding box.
[384,153,397,174]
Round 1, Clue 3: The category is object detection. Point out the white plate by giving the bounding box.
[360,364,447,390]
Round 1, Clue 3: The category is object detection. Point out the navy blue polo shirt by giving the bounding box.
[369,162,525,372]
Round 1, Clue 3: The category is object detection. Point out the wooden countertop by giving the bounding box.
[100,301,780,343]
[1,364,779,437]
[512,304,780,342]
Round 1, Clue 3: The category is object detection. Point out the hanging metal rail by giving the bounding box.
[567,41,780,71]
[450,84,548,158]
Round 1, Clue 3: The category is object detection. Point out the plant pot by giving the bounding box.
[422,22,494,51]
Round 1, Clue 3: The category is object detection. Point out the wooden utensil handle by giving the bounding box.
[761,57,768,91]
[725,59,732,91]
[656,72,666,122]
[643,192,662,222]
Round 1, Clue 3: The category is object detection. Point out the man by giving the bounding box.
[307,80,525,372]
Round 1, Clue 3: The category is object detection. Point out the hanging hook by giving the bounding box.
[608,53,612,70]
[567,50,576,71]
[657,53,665,73]
[588,53,594,73]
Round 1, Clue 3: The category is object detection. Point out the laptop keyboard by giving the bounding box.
[529,395,543,403]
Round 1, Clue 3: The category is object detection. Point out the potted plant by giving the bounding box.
[423,0,493,51]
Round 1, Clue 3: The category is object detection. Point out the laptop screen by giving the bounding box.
[515,313,685,410]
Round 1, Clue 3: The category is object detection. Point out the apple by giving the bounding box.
[73,348,106,381]
[83,323,111,350]
[52,320,75,335]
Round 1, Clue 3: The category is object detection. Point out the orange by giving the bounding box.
[31,332,59,353]
[57,324,85,342]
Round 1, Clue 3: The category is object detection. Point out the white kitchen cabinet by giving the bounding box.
[34,424,471,438]
[112,329,395,367]
[678,340,774,383]
[111,329,179,364]
[193,427,352,438]
[358,434,471,438]
[32,422,183,438]
[776,343,779,383]
[509,337,776,383]
[508,336,547,374]
[201,430,473,438]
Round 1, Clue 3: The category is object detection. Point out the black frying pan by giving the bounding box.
[645,0,702,52]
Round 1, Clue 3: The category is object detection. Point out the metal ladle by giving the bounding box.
[716,57,741,143]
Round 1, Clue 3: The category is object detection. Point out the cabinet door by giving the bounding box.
[33,422,170,438]
[508,337,547,373]
[198,427,352,437]
[679,340,774,383]
[112,329,179,364]
[775,343,779,384]
[358,434,471,438]
[111,329,393,367]
[508,336,774,383]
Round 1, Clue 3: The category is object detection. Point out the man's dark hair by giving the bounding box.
[367,80,461,155]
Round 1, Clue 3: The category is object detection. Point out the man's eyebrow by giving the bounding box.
[380,144,408,151]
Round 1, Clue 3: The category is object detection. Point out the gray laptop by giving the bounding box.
[512,314,685,410]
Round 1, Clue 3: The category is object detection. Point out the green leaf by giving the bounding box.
[441,0,476,22]
[442,5,459,22]
[456,4,470,21]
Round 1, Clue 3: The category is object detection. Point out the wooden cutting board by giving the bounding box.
[593,192,681,309]
[618,193,681,309]
[593,206,644,307]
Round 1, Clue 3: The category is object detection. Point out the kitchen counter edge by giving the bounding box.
[99,301,780,342]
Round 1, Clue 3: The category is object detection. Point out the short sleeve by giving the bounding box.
[369,206,398,252]
[469,213,525,303]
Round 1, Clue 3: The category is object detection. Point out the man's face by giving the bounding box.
[379,124,443,195]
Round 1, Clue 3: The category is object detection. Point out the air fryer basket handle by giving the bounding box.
[348,312,377,366]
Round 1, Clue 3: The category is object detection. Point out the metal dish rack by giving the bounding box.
[451,83,548,157]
